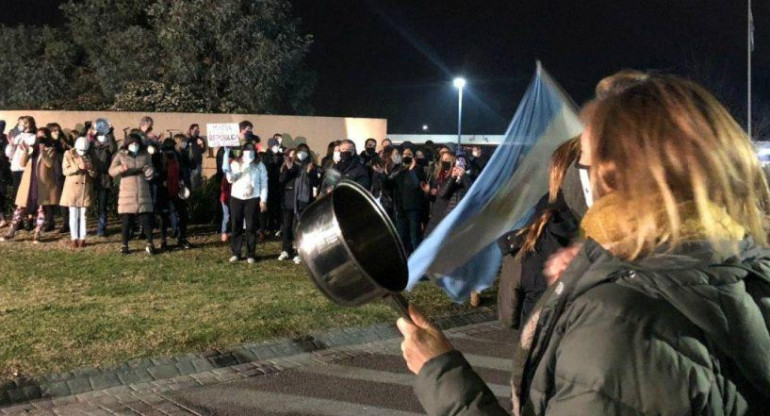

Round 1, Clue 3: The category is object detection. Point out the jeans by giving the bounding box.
[96,188,110,236]
[396,209,423,254]
[69,207,87,240]
[230,197,259,258]
[160,198,188,241]
[220,200,230,234]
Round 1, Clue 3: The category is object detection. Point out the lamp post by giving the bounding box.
[453,77,466,146]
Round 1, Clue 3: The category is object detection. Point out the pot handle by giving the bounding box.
[385,293,411,321]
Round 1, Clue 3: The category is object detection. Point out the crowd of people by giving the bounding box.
[0,115,488,264]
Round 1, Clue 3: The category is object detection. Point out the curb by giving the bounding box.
[0,308,496,406]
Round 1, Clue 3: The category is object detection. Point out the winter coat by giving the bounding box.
[91,136,118,190]
[383,165,427,212]
[414,238,770,416]
[425,172,472,235]
[109,150,155,214]
[59,149,97,208]
[279,161,321,213]
[15,147,60,207]
[337,156,371,190]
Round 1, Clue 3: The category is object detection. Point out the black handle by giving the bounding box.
[385,293,411,321]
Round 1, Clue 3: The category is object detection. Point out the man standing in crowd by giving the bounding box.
[334,139,371,190]
[263,136,284,235]
[92,124,118,237]
[186,124,207,191]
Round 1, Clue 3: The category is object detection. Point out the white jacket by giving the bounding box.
[225,158,268,202]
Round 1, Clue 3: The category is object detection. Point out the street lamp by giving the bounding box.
[422,124,429,132]
[453,77,466,146]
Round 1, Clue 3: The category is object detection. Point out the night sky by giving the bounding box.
[4,0,769,134]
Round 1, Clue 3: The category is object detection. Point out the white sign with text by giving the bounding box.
[206,123,240,148]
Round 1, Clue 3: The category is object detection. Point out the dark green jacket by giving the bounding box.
[415,238,770,415]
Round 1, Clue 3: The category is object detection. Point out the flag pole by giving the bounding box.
[748,0,753,139]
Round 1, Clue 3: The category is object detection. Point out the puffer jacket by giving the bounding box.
[59,149,97,208]
[109,150,155,214]
[415,238,770,416]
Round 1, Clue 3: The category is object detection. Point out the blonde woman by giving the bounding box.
[398,74,770,415]
[60,137,97,248]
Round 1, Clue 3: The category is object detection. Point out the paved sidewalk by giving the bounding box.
[1,320,515,416]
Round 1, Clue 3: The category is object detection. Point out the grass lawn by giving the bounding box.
[0,224,483,380]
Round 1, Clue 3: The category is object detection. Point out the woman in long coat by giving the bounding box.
[109,133,156,255]
[1,128,60,243]
[60,137,97,248]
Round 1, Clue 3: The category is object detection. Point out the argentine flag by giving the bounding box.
[407,63,583,301]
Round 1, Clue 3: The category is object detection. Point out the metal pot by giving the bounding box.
[296,180,410,318]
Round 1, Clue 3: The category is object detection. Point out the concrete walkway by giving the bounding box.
[1,321,515,416]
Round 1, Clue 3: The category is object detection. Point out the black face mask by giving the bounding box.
[402,156,413,166]
[416,158,427,167]
[366,147,376,155]
[340,151,353,162]
[441,161,452,171]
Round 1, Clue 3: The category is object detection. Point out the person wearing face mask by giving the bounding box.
[223,143,268,264]
[109,134,156,255]
[320,140,340,171]
[382,145,428,254]
[156,138,192,251]
[43,123,69,234]
[0,120,9,228]
[60,137,97,248]
[466,146,488,180]
[92,125,118,237]
[186,124,207,191]
[424,150,472,236]
[1,128,59,243]
[5,117,37,227]
[332,139,371,190]
[238,120,261,151]
[371,146,399,221]
[278,146,320,263]
[360,138,379,167]
[264,137,285,235]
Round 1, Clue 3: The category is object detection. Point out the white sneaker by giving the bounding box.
[293,256,301,265]
[278,251,290,261]
[229,255,239,263]
[247,257,256,264]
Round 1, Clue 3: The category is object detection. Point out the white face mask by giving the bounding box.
[297,151,308,161]
[391,154,402,165]
[17,123,24,132]
[472,150,481,158]
[129,144,140,154]
[271,145,280,154]
[333,151,341,164]
[277,137,283,145]
[97,135,107,143]
[147,145,156,155]
[242,151,255,163]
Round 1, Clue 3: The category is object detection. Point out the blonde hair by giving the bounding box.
[520,137,581,252]
[588,74,770,258]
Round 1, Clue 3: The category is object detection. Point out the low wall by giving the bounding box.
[0,110,388,177]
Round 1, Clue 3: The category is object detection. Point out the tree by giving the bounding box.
[55,0,315,114]
[0,25,78,109]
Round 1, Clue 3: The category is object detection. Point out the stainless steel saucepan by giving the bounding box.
[295,180,410,318]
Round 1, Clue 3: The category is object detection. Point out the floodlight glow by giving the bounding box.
[453,77,466,89]
[422,124,429,131]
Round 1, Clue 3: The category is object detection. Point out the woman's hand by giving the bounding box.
[543,244,583,286]
[397,305,454,374]
[260,201,268,213]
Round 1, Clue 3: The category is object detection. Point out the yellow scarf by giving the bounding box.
[581,193,746,259]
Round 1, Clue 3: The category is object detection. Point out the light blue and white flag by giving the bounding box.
[406,63,583,301]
